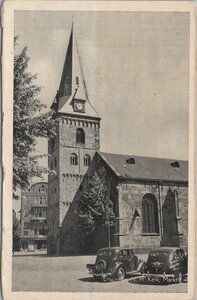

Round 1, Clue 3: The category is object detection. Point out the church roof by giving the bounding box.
[99,152,188,183]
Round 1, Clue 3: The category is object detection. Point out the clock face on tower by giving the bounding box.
[73,100,85,113]
[76,103,84,111]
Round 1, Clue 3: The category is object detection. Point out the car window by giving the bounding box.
[98,250,113,257]
[119,250,129,258]
[129,250,134,256]
[173,250,182,260]
[148,251,169,264]
[178,250,185,259]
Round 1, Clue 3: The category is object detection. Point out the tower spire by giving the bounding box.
[52,23,99,118]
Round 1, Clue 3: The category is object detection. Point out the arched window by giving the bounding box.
[142,193,159,234]
[70,153,78,165]
[84,154,91,166]
[76,128,85,144]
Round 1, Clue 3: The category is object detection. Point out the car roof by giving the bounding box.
[149,247,184,253]
[98,247,134,251]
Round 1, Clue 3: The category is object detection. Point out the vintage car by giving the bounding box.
[87,247,140,281]
[143,247,187,284]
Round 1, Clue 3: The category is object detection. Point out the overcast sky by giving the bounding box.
[14,11,189,161]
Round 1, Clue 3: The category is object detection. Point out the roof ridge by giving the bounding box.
[100,151,188,163]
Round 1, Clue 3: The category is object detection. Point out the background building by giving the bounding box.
[20,182,48,250]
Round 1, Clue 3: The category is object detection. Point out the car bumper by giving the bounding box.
[88,269,113,279]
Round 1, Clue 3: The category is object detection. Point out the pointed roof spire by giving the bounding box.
[51,23,99,118]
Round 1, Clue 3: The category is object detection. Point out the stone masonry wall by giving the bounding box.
[59,153,119,255]
[118,181,188,250]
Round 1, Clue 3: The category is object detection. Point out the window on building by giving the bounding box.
[142,193,159,234]
[39,211,42,218]
[84,154,91,166]
[70,153,78,165]
[76,128,85,144]
[54,157,57,168]
[24,230,28,236]
[174,190,180,218]
[34,229,38,235]
[51,160,53,170]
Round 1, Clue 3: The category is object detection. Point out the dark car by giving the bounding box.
[143,247,187,284]
[87,247,139,281]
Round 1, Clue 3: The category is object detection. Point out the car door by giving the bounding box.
[178,249,186,273]
[128,249,137,271]
[171,249,182,272]
[118,250,130,272]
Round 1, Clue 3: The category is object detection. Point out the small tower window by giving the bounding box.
[126,158,135,165]
[76,128,85,144]
[54,157,57,168]
[170,161,180,168]
[84,154,91,166]
[70,153,78,165]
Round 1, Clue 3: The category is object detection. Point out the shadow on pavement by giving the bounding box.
[13,253,48,258]
[78,277,96,283]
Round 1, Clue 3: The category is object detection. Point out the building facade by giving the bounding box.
[47,25,188,255]
[20,182,48,250]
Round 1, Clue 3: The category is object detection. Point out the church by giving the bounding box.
[47,25,188,255]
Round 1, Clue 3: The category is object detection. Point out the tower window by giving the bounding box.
[54,157,57,168]
[142,193,159,234]
[84,154,91,166]
[70,153,78,165]
[76,128,85,144]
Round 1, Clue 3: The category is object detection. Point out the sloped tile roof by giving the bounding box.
[99,152,188,182]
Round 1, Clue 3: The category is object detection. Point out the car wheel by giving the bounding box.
[176,272,183,284]
[95,260,107,272]
[93,275,102,282]
[116,266,125,281]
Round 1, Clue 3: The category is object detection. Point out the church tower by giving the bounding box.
[47,25,101,255]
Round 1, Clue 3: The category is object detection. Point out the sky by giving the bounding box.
[14,11,189,162]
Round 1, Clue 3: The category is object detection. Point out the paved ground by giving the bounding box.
[12,252,187,293]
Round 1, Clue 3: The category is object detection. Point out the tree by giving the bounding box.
[13,37,56,193]
[76,167,115,246]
